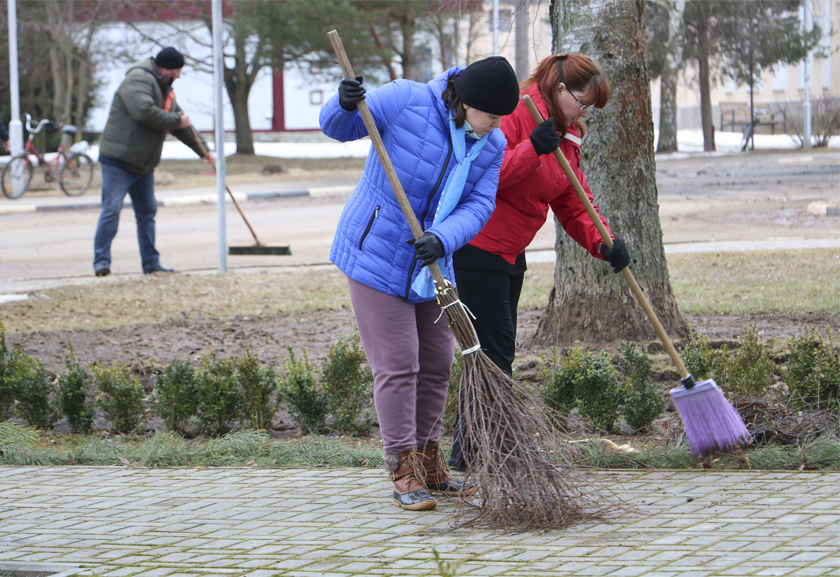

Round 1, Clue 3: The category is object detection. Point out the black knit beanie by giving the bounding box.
[453,56,519,116]
[154,47,185,70]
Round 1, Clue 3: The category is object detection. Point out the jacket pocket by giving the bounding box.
[358,205,381,250]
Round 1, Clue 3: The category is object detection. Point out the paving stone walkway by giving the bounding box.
[1,467,838,577]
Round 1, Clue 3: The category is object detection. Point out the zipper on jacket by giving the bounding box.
[358,205,380,250]
[403,138,454,300]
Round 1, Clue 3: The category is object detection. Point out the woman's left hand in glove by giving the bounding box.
[599,238,630,273]
[407,233,445,267]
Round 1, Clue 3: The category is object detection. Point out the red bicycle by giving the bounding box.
[1,114,95,199]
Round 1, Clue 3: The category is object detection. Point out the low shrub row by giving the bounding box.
[0,322,373,437]
[541,342,666,433]
[2,320,838,438]
[534,324,839,435]
[681,324,840,409]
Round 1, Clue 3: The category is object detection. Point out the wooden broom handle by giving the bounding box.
[328,30,447,289]
[521,95,690,380]
[189,125,263,246]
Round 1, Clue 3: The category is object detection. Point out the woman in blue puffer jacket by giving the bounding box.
[320,57,520,511]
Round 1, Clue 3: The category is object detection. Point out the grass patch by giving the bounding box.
[0,422,383,468]
[1,269,351,334]
[520,248,840,315]
[1,421,836,470]
[667,249,840,315]
[1,249,837,335]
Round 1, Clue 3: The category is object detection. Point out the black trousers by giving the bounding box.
[449,265,524,468]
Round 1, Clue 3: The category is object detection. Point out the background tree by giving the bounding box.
[716,1,819,149]
[123,0,389,154]
[0,1,102,149]
[539,0,686,345]
[683,0,819,152]
[682,0,717,151]
[646,0,686,153]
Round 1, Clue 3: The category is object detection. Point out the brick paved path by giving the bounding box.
[1,467,838,576]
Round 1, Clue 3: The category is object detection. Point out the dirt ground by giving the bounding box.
[13,307,840,377]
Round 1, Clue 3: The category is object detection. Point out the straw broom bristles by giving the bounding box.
[328,30,617,531]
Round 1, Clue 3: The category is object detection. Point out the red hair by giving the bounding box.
[521,53,610,137]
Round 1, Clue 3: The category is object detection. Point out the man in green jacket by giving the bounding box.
[93,46,215,276]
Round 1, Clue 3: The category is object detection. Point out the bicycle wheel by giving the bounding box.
[1,155,33,199]
[59,152,94,196]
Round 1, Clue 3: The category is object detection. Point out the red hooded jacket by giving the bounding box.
[466,83,612,264]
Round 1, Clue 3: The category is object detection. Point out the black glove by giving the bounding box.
[529,118,561,156]
[338,75,366,111]
[599,238,630,273]
[407,233,445,267]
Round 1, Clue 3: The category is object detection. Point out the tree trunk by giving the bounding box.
[656,0,684,154]
[225,75,255,155]
[398,10,418,80]
[536,0,687,346]
[657,64,678,153]
[225,31,255,155]
[45,1,66,124]
[696,4,715,151]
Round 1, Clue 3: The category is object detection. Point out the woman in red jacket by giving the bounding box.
[449,53,631,468]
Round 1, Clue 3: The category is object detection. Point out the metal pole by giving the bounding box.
[7,0,24,195]
[803,0,813,150]
[492,0,499,56]
[212,0,227,272]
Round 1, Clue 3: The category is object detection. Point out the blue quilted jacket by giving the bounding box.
[320,67,506,303]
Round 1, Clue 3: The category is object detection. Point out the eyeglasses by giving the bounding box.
[568,91,592,111]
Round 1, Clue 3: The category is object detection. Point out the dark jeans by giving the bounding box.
[449,266,524,468]
[93,163,160,273]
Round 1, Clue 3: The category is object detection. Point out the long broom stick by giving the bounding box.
[522,95,751,458]
[329,31,616,529]
[189,125,264,247]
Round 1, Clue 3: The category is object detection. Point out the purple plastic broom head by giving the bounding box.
[670,379,752,458]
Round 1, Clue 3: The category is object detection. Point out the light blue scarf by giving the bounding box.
[411,119,489,298]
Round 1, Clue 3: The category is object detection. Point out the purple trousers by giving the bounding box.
[347,277,454,453]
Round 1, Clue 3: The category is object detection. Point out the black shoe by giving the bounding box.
[144,264,174,274]
[95,267,110,277]
[392,488,437,511]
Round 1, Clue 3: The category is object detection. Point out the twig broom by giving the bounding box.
[522,95,751,458]
[329,31,614,530]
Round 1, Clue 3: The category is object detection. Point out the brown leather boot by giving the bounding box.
[384,448,437,511]
[420,443,479,497]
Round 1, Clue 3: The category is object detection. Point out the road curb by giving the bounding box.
[0,188,320,214]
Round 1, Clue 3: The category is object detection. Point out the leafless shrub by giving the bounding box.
[774,96,840,148]
[736,394,840,445]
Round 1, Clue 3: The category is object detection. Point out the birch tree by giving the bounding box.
[653,0,686,153]
[536,0,686,346]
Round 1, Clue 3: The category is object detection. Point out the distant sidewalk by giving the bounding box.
[0,180,357,215]
[526,236,840,261]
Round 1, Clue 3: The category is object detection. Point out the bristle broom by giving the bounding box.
[670,380,752,457]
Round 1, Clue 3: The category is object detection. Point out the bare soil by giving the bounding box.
[12,306,839,377]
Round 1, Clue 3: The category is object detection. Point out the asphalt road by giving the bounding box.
[0,149,837,287]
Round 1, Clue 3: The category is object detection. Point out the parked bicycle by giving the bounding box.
[1,114,95,199]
